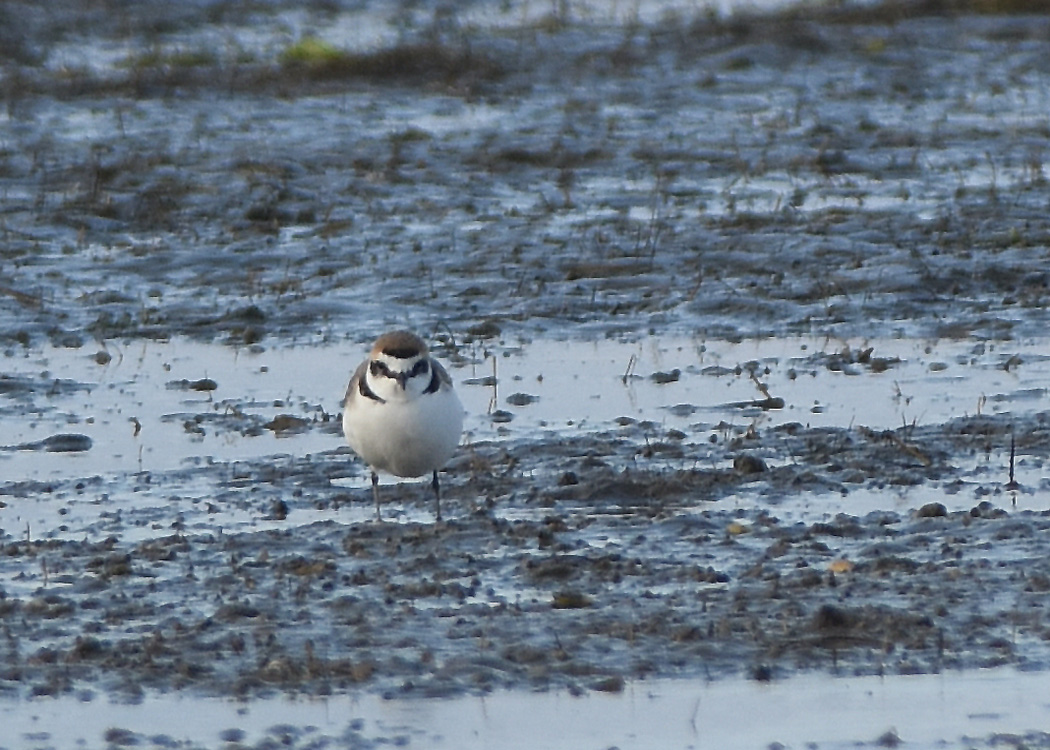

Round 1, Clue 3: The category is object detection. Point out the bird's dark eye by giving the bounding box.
[370,361,392,378]
[410,360,429,378]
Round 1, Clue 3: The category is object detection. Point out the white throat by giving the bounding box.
[366,353,431,401]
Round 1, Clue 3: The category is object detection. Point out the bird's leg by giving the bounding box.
[371,471,382,522]
[431,469,442,522]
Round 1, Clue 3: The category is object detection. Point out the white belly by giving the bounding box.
[342,389,463,478]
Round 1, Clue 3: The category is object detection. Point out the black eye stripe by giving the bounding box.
[370,359,428,381]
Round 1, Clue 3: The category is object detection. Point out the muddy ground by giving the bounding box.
[3,0,1050,727]
[3,410,1050,704]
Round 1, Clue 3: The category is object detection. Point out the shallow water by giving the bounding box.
[4,668,1050,749]
[4,333,1047,544]
[5,334,1047,480]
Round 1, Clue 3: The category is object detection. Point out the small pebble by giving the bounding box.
[650,368,680,384]
[270,499,289,520]
[190,378,218,392]
[916,502,948,518]
[41,434,93,453]
[733,454,767,474]
[506,392,538,406]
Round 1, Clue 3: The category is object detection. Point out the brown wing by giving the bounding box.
[427,358,455,393]
[342,359,369,407]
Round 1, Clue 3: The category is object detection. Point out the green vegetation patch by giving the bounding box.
[278,36,502,83]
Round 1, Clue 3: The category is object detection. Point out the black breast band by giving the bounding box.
[359,376,385,403]
[423,367,441,395]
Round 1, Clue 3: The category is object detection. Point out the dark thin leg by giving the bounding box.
[371,471,382,522]
[431,470,442,522]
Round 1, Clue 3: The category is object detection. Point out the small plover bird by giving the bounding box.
[342,330,463,521]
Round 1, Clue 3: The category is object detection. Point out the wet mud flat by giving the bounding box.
[2,406,1050,705]
[3,0,1050,747]
[1,1,1050,346]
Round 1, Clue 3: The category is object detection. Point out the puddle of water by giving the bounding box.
[3,334,1047,481]
[2,334,1047,546]
[0,338,344,481]
[477,335,1049,434]
[2,668,1048,750]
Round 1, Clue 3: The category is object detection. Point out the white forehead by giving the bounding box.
[374,351,426,370]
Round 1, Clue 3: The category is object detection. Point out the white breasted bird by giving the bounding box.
[341,330,463,521]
